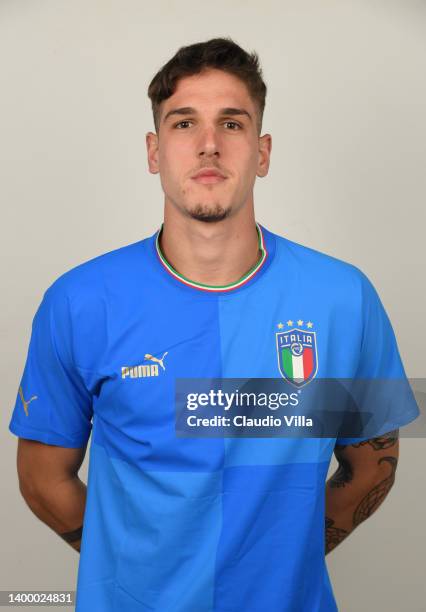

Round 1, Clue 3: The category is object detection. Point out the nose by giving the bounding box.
[197,125,220,158]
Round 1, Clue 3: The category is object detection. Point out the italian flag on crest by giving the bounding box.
[276,328,318,387]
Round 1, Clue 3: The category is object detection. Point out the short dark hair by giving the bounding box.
[147,37,267,134]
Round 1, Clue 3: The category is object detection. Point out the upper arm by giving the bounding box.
[17,438,87,498]
[334,430,399,485]
[9,284,94,449]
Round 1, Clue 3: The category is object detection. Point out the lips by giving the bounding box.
[191,168,227,184]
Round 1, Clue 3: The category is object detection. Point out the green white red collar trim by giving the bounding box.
[155,222,268,293]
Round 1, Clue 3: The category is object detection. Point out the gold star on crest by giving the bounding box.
[277,322,284,329]
[286,320,293,326]
[297,319,304,327]
[306,321,313,328]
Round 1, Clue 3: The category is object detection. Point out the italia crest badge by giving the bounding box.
[276,320,318,387]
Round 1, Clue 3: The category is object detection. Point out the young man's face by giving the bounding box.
[146,68,271,223]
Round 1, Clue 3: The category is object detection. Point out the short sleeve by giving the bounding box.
[9,284,93,448]
[336,272,419,445]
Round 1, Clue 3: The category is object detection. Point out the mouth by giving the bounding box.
[191,169,227,185]
[192,175,227,185]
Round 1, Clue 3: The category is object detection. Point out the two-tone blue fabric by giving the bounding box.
[9,223,419,611]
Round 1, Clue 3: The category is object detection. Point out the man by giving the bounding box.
[10,37,419,611]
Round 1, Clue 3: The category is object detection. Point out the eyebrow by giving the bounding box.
[163,106,252,123]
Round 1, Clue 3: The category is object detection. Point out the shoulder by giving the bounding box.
[273,231,374,296]
[43,238,148,305]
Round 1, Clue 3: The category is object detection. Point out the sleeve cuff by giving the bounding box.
[9,419,91,448]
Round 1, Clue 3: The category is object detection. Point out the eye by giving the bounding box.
[174,120,193,129]
[224,121,241,130]
[173,119,242,130]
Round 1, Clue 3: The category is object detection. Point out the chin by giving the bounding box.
[186,203,231,223]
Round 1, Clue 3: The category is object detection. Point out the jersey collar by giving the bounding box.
[155,222,268,293]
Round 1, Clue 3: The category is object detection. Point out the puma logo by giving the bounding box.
[19,386,38,417]
[144,352,168,371]
[121,351,170,379]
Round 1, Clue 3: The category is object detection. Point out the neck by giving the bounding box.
[158,209,263,288]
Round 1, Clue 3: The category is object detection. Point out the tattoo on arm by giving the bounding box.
[326,430,399,553]
[351,429,399,451]
[325,516,349,554]
[329,447,353,488]
[352,456,398,527]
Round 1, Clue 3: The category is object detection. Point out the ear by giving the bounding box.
[146,131,160,174]
[256,133,272,178]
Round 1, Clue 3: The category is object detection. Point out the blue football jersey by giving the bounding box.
[9,223,419,611]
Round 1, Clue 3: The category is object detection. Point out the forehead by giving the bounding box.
[163,69,254,112]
